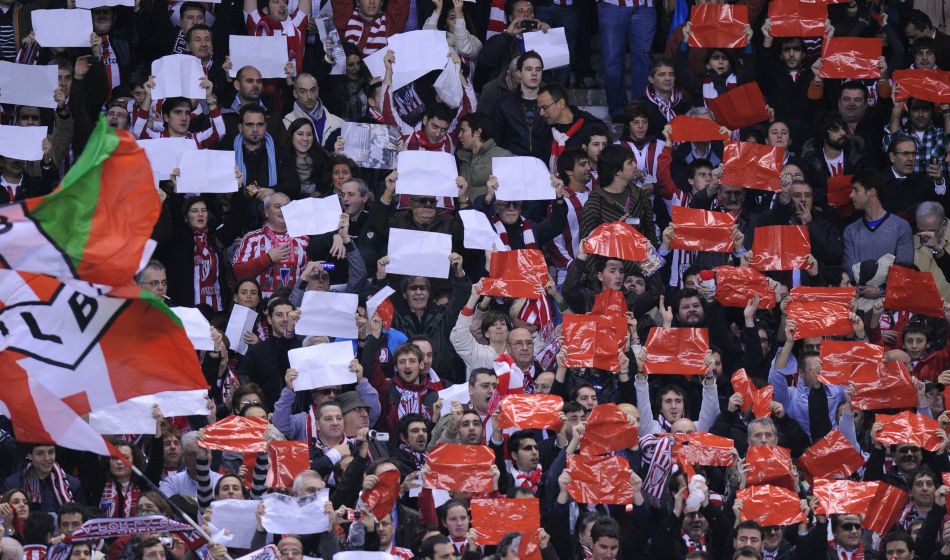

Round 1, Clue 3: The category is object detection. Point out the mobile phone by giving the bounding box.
[347,509,362,521]
[519,20,538,31]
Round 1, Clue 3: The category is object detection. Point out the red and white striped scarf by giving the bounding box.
[486,0,507,39]
[344,9,389,56]
[493,354,528,394]
[491,217,536,249]
[640,433,674,506]
[681,533,706,553]
[550,117,587,172]
[392,376,432,420]
[644,86,683,122]
[99,479,140,518]
[22,463,73,506]
[99,34,121,91]
[193,228,221,311]
[512,465,542,493]
[701,73,738,102]
[23,545,47,560]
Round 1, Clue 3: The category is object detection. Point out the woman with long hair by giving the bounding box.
[278,118,332,198]
[0,489,29,539]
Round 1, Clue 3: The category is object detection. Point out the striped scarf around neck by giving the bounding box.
[22,463,73,507]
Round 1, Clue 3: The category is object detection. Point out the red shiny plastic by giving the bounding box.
[731,369,773,419]
[591,289,628,317]
[749,225,811,271]
[580,404,639,456]
[788,286,855,305]
[376,299,394,330]
[672,432,736,466]
[813,480,876,515]
[567,454,634,505]
[714,266,777,309]
[884,264,945,317]
[875,411,944,452]
[720,141,785,192]
[893,69,950,104]
[199,416,268,453]
[852,360,918,411]
[820,38,883,79]
[562,314,627,371]
[736,485,806,526]
[826,175,853,208]
[265,441,309,490]
[498,394,565,431]
[471,497,541,560]
[706,82,772,130]
[767,0,827,37]
[643,327,710,375]
[582,222,650,262]
[479,278,541,300]
[668,115,729,143]
[669,206,735,253]
[424,444,495,493]
[362,469,401,521]
[818,341,883,385]
[489,249,548,290]
[745,445,796,489]
[785,301,852,339]
[864,483,908,535]
[687,4,750,49]
[795,429,865,481]
[943,472,950,488]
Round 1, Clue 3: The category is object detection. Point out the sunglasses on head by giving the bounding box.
[411,197,437,207]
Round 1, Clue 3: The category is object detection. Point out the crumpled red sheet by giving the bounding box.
[864,483,909,535]
[731,369,773,419]
[813,480,876,515]
[767,0,827,37]
[567,454,634,504]
[720,141,784,192]
[852,360,919,411]
[582,222,650,262]
[424,444,495,493]
[883,264,945,317]
[488,248,547,285]
[265,441,309,490]
[820,38,882,79]
[362,469,401,521]
[875,411,944,452]
[818,341,883,385]
[479,278,541,300]
[643,327,710,375]
[826,175,853,208]
[199,416,268,453]
[749,225,811,271]
[892,69,950,104]
[668,115,729,143]
[561,314,627,371]
[669,206,735,253]
[736,485,806,526]
[785,300,853,339]
[706,82,771,130]
[471,498,541,560]
[591,289,628,317]
[580,404,639,456]
[687,4,749,48]
[498,394,564,431]
[788,286,855,305]
[745,445,796,489]
[714,266,776,309]
[672,432,736,466]
[795,429,865,481]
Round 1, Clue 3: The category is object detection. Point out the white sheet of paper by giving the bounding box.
[0,62,58,109]
[139,137,197,185]
[75,0,133,7]
[459,209,504,251]
[437,382,470,406]
[280,196,342,238]
[225,304,258,355]
[395,151,458,197]
[366,286,395,323]
[287,341,356,390]
[261,490,329,534]
[296,291,358,339]
[387,228,452,279]
[0,125,47,161]
[32,9,93,48]
[151,54,206,100]
[333,554,395,560]
[234,547,279,560]
[177,150,238,193]
[210,500,260,549]
[523,27,570,69]
[228,35,289,79]
[433,61,463,108]
[363,30,450,91]
[89,389,208,434]
[136,239,157,273]
[493,156,554,201]
[170,307,215,350]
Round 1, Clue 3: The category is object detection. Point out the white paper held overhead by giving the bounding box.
[459,209,505,251]
[261,490,330,534]
[492,156,555,201]
[89,389,208,434]
[386,229,453,279]
[32,9,93,48]
[296,291,358,339]
[363,30,450,91]
[228,35,289,79]
[210,499,260,549]
[0,125,47,161]
[0,62,58,108]
[395,151,458,197]
[151,54,206,100]
[287,341,356,391]
[523,27,570,70]
[176,150,238,193]
[280,196,342,238]
[366,286,395,323]
[138,137,197,185]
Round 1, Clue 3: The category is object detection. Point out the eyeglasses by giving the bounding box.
[537,101,557,113]
[897,446,921,455]
[141,279,168,288]
[839,523,861,532]
[763,526,782,534]
[315,388,339,396]
[278,549,303,559]
[500,201,523,208]
[407,284,428,292]
[411,197,437,207]
[240,399,261,407]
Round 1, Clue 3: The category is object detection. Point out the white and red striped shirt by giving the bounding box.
[597,0,654,7]
[131,106,226,149]
[22,545,46,560]
[665,189,695,288]
[232,224,309,298]
[245,9,307,74]
[99,33,121,91]
[344,9,390,55]
[486,0,506,39]
[548,187,589,268]
[618,138,664,181]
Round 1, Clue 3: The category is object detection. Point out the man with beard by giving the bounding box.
[800,112,867,188]
[657,289,742,374]
[390,413,430,479]
[809,81,891,168]
[370,344,439,433]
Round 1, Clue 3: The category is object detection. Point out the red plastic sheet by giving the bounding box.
[820,38,882,80]
[498,394,564,431]
[714,266,776,309]
[788,287,855,305]
[892,69,950,104]
[706,82,772,131]
[479,278,541,300]
[567,454,634,504]
[582,222,650,262]
[813,480,877,515]
[424,444,495,493]
[377,298,394,330]
[749,225,811,271]
[768,0,827,37]
[643,327,710,375]
[669,206,735,253]
[668,115,729,143]
[827,175,853,208]
[852,360,918,411]
[785,301,852,339]
[864,483,909,535]
[736,485,806,526]
[731,369,773,419]
[561,314,627,371]
[471,498,541,560]
[875,411,944,452]
[687,4,749,48]
[580,404,639,456]
[672,432,736,466]
[943,472,950,488]
[818,341,883,385]
[796,429,865,481]
[591,289,627,317]
[199,416,268,453]
[265,441,309,490]
[721,141,784,192]
[362,469,401,521]
[884,265,945,317]
[489,249,547,286]
[745,445,796,489]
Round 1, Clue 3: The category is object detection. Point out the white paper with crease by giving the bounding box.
[287,341,356,391]
[261,490,329,534]
[210,499,260,549]
[394,150,458,197]
[296,291,358,339]
[433,61,463,108]
[459,209,504,251]
[363,30,450,91]
[170,307,215,350]
[228,35,289,79]
[387,229,452,278]
[151,54,206,100]
[523,27,570,70]
[75,0,133,7]
[0,125,47,161]
[32,10,93,48]
[136,239,157,273]
[176,150,238,193]
[89,389,208,434]
[280,196,342,238]
[0,62,58,108]
[437,382,470,406]
[225,304,258,355]
[139,137,197,186]
[366,286,395,323]
[492,156,554,201]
